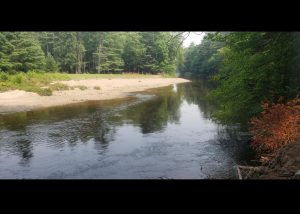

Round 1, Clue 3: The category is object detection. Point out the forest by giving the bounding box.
[0,32,183,74]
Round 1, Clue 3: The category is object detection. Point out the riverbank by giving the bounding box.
[0,77,190,114]
[238,140,300,179]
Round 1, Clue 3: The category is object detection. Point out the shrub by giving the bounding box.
[11,73,24,84]
[36,88,53,96]
[0,72,9,81]
[74,85,88,90]
[49,83,70,91]
[93,86,101,90]
[249,97,300,156]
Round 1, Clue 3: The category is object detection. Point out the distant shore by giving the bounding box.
[0,77,190,114]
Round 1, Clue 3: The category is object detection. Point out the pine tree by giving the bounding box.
[53,32,77,73]
[0,32,46,72]
[122,32,145,72]
[45,53,59,72]
[95,32,125,73]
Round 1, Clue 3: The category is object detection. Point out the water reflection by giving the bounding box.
[0,80,254,178]
[13,139,33,166]
[122,87,182,133]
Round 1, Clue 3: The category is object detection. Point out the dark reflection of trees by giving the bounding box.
[0,98,130,131]
[0,111,30,132]
[13,139,33,166]
[214,125,255,165]
[0,101,123,164]
[121,87,182,134]
[176,80,216,119]
[45,109,117,152]
[79,113,116,151]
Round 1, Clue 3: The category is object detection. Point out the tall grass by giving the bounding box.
[66,73,162,80]
[0,71,70,96]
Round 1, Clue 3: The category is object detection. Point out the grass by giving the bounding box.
[161,73,177,78]
[49,83,70,91]
[0,71,70,96]
[67,73,162,80]
[0,71,174,96]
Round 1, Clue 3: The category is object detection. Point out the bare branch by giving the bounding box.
[193,32,204,35]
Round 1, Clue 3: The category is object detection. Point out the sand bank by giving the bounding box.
[0,77,190,114]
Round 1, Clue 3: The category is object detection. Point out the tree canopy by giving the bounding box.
[0,32,184,75]
[206,32,300,124]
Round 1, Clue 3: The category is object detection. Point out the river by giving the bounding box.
[0,79,254,179]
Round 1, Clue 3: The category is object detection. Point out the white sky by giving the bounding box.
[183,32,205,48]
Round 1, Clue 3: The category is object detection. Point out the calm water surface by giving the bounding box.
[0,80,254,179]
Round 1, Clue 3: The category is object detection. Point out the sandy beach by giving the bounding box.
[0,77,190,114]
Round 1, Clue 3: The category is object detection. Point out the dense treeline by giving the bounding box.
[179,33,225,77]
[181,32,300,156]
[0,32,183,74]
[207,32,300,125]
[181,32,300,125]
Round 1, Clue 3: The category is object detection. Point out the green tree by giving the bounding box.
[95,32,125,73]
[0,32,46,72]
[81,32,101,72]
[208,32,299,124]
[45,53,59,72]
[0,32,15,71]
[140,32,179,74]
[122,32,146,72]
[52,32,77,73]
[181,34,224,77]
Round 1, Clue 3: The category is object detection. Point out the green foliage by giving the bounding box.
[80,32,101,72]
[0,32,46,72]
[11,73,25,84]
[32,87,53,96]
[122,32,146,72]
[139,32,179,74]
[45,53,59,72]
[0,71,70,95]
[0,72,9,81]
[206,32,300,125]
[180,33,224,77]
[95,32,126,73]
[52,32,78,72]
[1,32,184,75]
[49,83,69,91]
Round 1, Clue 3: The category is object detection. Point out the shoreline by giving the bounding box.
[0,77,190,114]
[237,140,300,179]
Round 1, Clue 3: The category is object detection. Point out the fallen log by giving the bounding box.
[236,165,263,179]
[236,165,242,180]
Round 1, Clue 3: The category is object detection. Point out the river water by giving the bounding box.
[0,80,254,179]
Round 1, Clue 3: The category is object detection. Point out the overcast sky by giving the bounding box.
[183,32,205,48]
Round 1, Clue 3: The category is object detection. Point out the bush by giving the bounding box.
[49,83,70,91]
[36,88,53,96]
[11,73,24,84]
[250,97,300,156]
[0,72,9,81]
[93,86,101,90]
[74,85,88,90]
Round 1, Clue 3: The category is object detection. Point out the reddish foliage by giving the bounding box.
[249,97,300,156]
